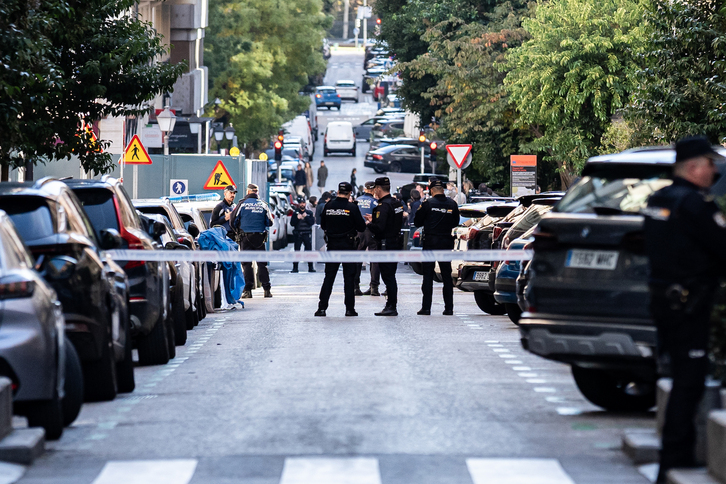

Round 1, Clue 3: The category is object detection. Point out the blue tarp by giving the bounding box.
[197,227,244,304]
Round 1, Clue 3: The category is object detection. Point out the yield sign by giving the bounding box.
[203,160,236,190]
[446,144,473,169]
[124,135,152,165]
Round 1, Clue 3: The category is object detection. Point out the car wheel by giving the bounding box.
[505,303,522,325]
[185,305,199,334]
[571,366,655,412]
[82,327,118,402]
[389,162,402,173]
[374,168,384,174]
[473,290,507,315]
[350,144,356,156]
[337,106,341,111]
[324,149,329,156]
[62,337,83,427]
[168,285,186,344]
[137,311,170,366]
[116,316,136,393]
[22,388,64,440]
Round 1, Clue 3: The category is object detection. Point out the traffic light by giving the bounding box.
[277,130,284,143]
[274,140,283,163]
[376,18,381,25]
[418,130,426,148]
[429,141,437,162]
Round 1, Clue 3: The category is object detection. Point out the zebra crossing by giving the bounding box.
[76,457,581,484]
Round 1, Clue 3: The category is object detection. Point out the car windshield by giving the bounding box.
[556,175,673,214]
[0,199,56,242]
[73,188,119,232]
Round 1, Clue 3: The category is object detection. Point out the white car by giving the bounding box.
[324,121,356,157]
[335,79,359,103]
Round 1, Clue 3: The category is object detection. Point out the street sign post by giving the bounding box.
[510,155,537,197]
[124,135,153,199]
[446,144,473,194]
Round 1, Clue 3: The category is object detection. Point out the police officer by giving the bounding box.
[315,182,367,317]
[355,181,381,296]
[643,136,726,483]
[366,177,404,316]
[210,185,237,237]
[414,178,460,315]
[290,201,316,273]
[230,184,273,298]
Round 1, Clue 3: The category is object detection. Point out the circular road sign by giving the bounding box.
[259,152,269,161]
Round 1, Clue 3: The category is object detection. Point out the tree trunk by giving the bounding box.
[24,159,33,182]
[1,164,8,182]
[558,160,576,190]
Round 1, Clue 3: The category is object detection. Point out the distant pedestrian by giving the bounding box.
[316,192,333,225]
[229,184,273,299]
[304,161,314,197]
[307,196,317,213]
[294,163,306,196]
[407,190,421,228]
[350,168,357,188]
[290,201,316,273]
[315,182,366,317]
[317,161,328,194]
[355,181,380,296]
[414,178,460,315]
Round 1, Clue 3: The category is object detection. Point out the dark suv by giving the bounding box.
[65,177,172,366]
[0,179,132,401]
[520,146,726,411]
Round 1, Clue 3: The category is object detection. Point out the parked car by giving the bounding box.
[0,179,133,402]
[282,116,315,158]
[353,115,405,141]
[0,211,83,439]
[493,227,535,324]
[264,147,303,164]
[364,145,435,173]
[370,119,405,139]
[133,199,201,331]
[283,136,312,162]
[315,86,341,110]
[65,177,171,367]
[324,121,356,156]
[335,79,359,103]
[519,146,726,412]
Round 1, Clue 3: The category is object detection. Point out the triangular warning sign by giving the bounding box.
[124,135,152,165]
[203,161,236,190]
[446,144,472,169]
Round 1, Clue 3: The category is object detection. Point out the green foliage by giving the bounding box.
[205,0,331,150]
[504,0,645,181]
[628,0,726,145]
[0,0,185,175]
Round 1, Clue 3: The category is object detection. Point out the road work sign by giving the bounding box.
[124,135,152,165]
[203,161,236,190]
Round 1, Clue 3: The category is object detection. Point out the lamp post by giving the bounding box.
[157,106,177,156]
[213,128,224,154]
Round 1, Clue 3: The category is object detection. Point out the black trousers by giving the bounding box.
[318,262,357,311]
[239,233,270,291]
[379,262,398,308]
[292,232,314,271]
[651,285,715,481]
[421,261,453,311]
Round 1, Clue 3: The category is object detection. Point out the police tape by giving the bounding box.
[105,249,533,264]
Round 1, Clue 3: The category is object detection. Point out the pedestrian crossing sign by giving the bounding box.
[203,160,236,190]
[123,135,152,165]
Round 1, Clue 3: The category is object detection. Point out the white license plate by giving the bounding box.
[565,249,619,270]
[473,271,489,282]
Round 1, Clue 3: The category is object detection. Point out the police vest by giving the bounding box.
[233,197,271,233]
[356,194,378,217]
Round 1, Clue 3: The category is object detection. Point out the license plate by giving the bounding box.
[565,249,619,270]
[473,271,489,282]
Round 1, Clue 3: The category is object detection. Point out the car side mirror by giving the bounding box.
[178,238,193,249]
[99,228,123,250]
[187,223,200,238]
[153,221,165,238]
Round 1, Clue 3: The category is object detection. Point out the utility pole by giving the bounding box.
[343,0,349,39]
[363,0,367,47]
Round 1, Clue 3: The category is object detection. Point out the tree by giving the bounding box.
[205,0,330,152]
[504,0,645,187]
[0,0,185,176]
[628,0,726,145]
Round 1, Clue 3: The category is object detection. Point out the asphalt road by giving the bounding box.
[12,48,657,484]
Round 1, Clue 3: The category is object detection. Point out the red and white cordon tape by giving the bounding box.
[105,249,532,264]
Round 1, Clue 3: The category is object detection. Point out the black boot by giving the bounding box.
[308,264,316,273]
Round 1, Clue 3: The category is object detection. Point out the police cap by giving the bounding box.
[225,185,237,193]
[247,183,259,192]
[374,177,390,187]
[364,181,376,189]
[675,135,719,163]
[428,178,445,189]
[338,181,353,193]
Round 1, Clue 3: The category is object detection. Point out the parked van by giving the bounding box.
[324,122,356,157]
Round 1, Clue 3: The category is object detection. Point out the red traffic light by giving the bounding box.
[429,142,437,150]
[274,141,282,149]
[376,18,381,25]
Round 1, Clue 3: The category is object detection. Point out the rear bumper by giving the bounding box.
[364,160,389,170]
[456,264,492,292]
[493,290,517,304]
[519,313,656,373]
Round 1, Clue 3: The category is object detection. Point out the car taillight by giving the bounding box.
[0,280,35,299]
[492,226,503,240]
[502,235,511,249]
[413,231,420,240]
[461,227,479,241]
[336,94,341,98]
[372,154,383,160]
[177,237,186,244]
[492,261,499,269]
[316,94,321,98]
[120,231,145,269]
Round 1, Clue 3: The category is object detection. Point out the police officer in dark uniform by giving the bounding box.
[210,185,237,237]
[229,184,274,298]
[366,177,404,316]
[355,181,381,296]
[290,201,316,273]
[643,136,726,483]
[315,182,367,317]
[414,178,460,315]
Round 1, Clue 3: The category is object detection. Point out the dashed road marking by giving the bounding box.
[279,457,381,484]
[91,459,197,484]
[467,458,576,484]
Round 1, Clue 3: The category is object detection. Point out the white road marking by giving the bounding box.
[279,457,381,484]
[512,366,531,371]
[505,360,523,364]
[638,463,659,483]
[499,354,516,359]
[91,460,197,484]
[0,462,25,484]
[534,387,557,393]
[527,379,548,384]
[467,458,576,484]
[518,373,538,378]
[493,349,509,353]
[488,344,503,347]
[556,407,583,416]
